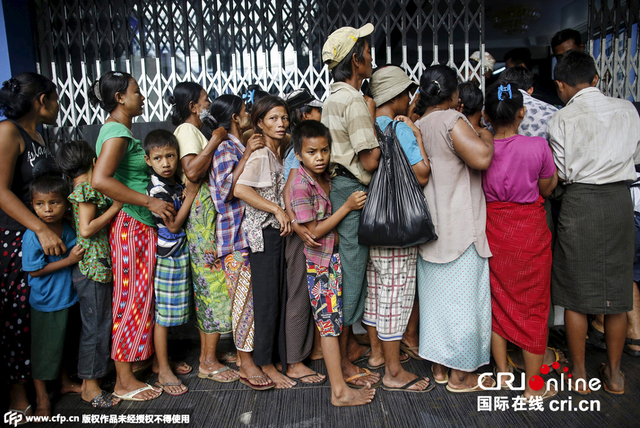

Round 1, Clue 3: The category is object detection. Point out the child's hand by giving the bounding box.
[246,133,265,154]
[67,246,85,264]
[112,200,124,211]
[345,190,367,211]
[293,222,321,248]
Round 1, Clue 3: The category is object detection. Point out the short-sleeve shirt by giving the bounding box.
[290,165,334,267]
[174,123,209,182]
[23,221,78,312]
[284,149,301,181]
[322,82,379,185]
[147,173,185,257]
[518,90,558,139]
[482,135,556,204]
[548,87,640,185]
[237,147,285,252]
[0,120,59,230]
[95,122,154,226]
[68,181,113,282]
[376,116,423,165]
[210,134,250,257]
[415,109,492,263]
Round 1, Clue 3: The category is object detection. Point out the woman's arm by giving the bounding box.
[77,200,123,239]
[0,123,66,255]
[92,137,175,221]
[538,171,559,198]
[394,115,431,186]
[181,128,227,182]
[234,183,292,236]
[450,118,494,171]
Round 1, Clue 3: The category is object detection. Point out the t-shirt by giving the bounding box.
[482,135,556,204]
[68,181,113,282]
[284,149,300,181]
[22,221,78,312]
[375,116,423,166]
[147,173,185,257]
[174,123,209,182]
[0,120,59,230]
[237,147,285,252]
[95,122,154,226]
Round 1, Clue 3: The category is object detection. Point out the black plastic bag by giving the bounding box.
[358,121,437,247]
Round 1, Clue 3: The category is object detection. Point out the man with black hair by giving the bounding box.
[548,49,640,395]
[321,24,381,389]
[504,47,531,69]
[497,66,558,139]
[551,28,585,59]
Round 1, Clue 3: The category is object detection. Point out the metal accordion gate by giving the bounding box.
[588,0,640,101]
[34,0,485,143]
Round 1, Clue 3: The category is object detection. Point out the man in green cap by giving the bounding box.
[321,23,381,389]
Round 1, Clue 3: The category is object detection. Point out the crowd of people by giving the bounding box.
[1,23,640,422]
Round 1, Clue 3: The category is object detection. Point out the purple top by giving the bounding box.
[483,135,556,204]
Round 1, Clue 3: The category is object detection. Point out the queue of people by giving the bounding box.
[1,23,640,423]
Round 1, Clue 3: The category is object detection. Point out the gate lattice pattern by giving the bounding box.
[588,0,640,101]
[34,0,485,143]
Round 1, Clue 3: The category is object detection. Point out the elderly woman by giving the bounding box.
[91,71,175,401]
[414,65,496,393]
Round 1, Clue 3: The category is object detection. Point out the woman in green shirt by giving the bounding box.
[90,71,175,402]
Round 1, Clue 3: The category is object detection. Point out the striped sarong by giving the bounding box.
[154,241,191,327]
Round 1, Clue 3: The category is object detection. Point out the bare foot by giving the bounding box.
[447,372,494,390]
[152,360,192,375]
[34,405,51,421]
[157,369,187,395]
[199,360,240,382]
[600,364,624,393]
[238,364,272,387]
[114,379,162,401]
[432,364,449,383]
[332,385,376,407]
[286,362,325,384]
[383,369,431,391]
[60,371,82,394]
[81,382,121,406]
[401,332,419,350]
[216,351,237,364]
[347,343,371,364]
[262,364,296,389]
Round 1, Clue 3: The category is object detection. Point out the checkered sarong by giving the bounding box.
[154,241,191,327]
[363,246,417,341]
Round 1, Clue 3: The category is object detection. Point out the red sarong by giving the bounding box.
[486,196,551,355]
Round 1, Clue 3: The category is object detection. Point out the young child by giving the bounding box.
[482,81,558,401]
[22,175,85,417]
[143,129,199,396]
[56,140,123,408]
[458,81,492,142]
[289,120,375,407]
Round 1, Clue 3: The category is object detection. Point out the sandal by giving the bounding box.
[624,338,640,357]
[493,365,513,390]
[431,364,449,385]
[197,366,239,383]
[112,384,162,401]
[353,347,372,365]
[521,387,558,403]
[563,375,590,395]
[172,361,193,375]
[400,342,422,360]
[446,376,496,393]
[345,368,382,389]
[586,321,606,350]
[366,353,410,370]
[154,381,188,396]
[82,391,119,408]
[599,363,624,395]
[289,373,327,386]
[548,347,569,375]
[239,375,275,391]
[217,352,238,364]
[6,405,32,426]
[381,377,435,393]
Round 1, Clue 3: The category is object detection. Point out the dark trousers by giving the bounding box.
[249,228,287,369]
[73,265,113,379]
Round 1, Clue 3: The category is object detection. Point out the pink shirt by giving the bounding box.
[483,135,556,204]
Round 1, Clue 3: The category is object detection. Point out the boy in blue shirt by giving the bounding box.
[22,175,84,418]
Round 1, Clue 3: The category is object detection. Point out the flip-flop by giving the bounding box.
[431,364,449,385]
[81,391,119,408]
[400,342,423,360]
[381,377,435,393]
[217,352,238,364]
[599,363,625,395]
[493,365,513,390]
[366,353,411,370]
[563,375,590,395]
[239,375,275,391]
[154,381,188,396]
[353,347,372,365]
[548,347,569,376]
[624,338,640,357]
[520,387,558,403]
[132,360,153,374]
[586,321,607,350]
[197,366,239,383]
[172,361,193,375]
[345,368,382,389]
[112,384,162,401]
[6,405,32,426]
[446,376,496,393]
[289,373,327,386]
